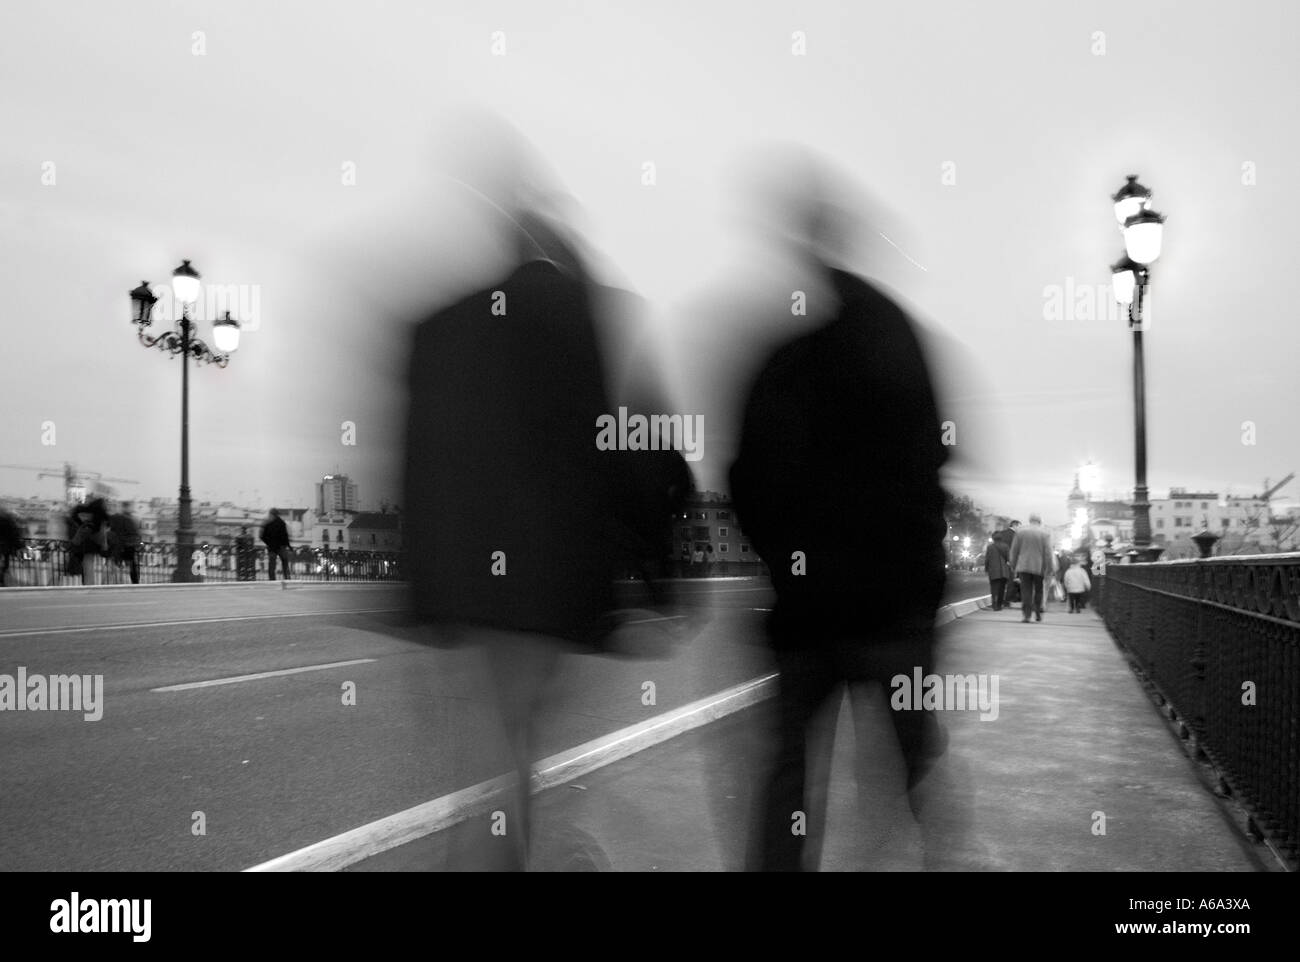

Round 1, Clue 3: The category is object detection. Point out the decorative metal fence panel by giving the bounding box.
[2,539,401,586]
[1096,555,1300,860]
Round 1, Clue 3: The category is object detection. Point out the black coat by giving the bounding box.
[730,267,948,646]
[68,499,109,555]
[260,517,290,550]
[106,513,140,558]
[0,510,21,557]
[403,259,679,647]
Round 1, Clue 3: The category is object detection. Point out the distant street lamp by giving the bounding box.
[129,261,242,582]
[1109,175,1167,563]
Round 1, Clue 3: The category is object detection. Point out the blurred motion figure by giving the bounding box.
[403,116,689,869]
[728,147,951,871]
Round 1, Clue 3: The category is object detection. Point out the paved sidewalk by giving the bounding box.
[350,605,1268,871]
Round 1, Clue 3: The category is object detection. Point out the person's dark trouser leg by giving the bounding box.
[125,549,139,584]
[850,623,950,869]
[1018,573,1032,620]
[858,629,943,795]
[749,646,836,872]
[988,578,1005,610]
[278,547,291,580]
[482,631,562,870]
[1031,575,1044,617]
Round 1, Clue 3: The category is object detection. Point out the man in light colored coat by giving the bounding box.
[1009,513,1055,623]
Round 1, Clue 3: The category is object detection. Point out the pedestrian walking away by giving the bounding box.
[1009,513,1054,623]
[1063,557,1092,614]
[985,525,1013,610]
[260,508,292,581]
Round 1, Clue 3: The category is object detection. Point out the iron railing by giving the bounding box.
[1096,555,1300,860]
[2,539,401,586]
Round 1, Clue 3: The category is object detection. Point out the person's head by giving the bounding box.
[1028,513,1042,526]
[726,141,869,272]
[268,508,280,520]
[1009,519,1021,531]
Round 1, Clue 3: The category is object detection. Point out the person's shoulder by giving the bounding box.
[832,269,912,326]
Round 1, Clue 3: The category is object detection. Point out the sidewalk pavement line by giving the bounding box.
[0,607,405,639]
[151,658,378,692]
[243,593,992,873]
[934,594,993,625]
[243,672,780,873]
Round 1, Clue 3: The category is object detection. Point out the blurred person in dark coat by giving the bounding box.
[106,501,141,584]
[0,508,21,587]
[729,149,951,871]
[66,497,109,583]
[403,199,688,869]
[260,508,292,581]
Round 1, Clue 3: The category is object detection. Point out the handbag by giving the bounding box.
[1052,580,1066,602]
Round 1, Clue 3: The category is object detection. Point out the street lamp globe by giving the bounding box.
[1122,208,1166,265]
[212,312,241,353]
[171,260,201,304]
[1110,257,1137,306]
[1111,174,1152,227]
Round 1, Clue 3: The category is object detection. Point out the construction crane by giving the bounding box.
[0,462,140,505]
[1262,473,1296,502]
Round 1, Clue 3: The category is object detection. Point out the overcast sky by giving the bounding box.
[2,0,1297,524]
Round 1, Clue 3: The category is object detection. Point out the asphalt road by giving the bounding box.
[0,572,990,871]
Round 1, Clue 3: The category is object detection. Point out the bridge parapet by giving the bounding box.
[1097,553,1300,866]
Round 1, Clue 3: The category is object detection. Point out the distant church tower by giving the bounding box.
[1067,473,1087,521]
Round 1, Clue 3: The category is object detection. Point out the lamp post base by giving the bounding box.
[1133,545,1165,563]
[172,529,200,582]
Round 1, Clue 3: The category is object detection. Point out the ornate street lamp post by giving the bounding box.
[1110,175,1167,563]
[129,262,241,582]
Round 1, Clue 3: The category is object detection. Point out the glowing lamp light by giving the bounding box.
[171,260,201,304]
[1122,208,1166,265]
[212,312,241,353]
[1079,462,1100,495]
[1111,258,1138,306]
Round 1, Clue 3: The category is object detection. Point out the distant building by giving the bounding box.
[310,509,400,552]
[0,496,66,538]
[1065,477,1284,557]
[673,490,763,573]
[316,475,359,516]
[346,511,401,551]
